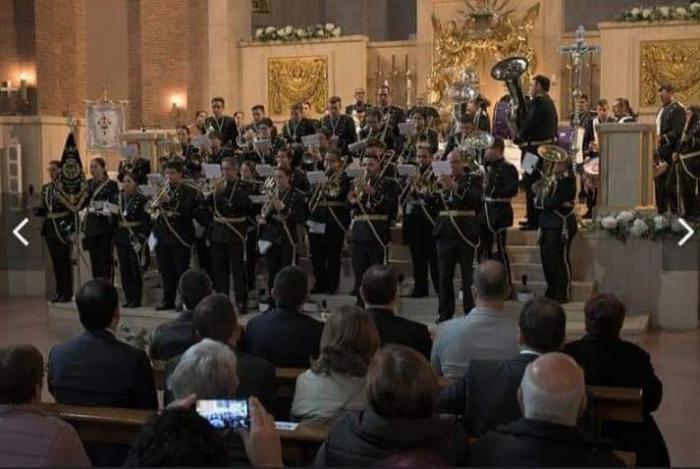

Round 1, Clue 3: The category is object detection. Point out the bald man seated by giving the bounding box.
[431,261,519,378]
[469,353,624,467]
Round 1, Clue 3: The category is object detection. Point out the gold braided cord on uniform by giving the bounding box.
[640,40,700,107]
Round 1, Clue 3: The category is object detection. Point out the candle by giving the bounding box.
[19,78,27,101]
[391,54,396,75]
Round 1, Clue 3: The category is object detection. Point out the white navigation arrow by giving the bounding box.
[678,218,695,247]
[12,218,29,247]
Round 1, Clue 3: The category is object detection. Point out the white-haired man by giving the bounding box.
[470,353,624,467]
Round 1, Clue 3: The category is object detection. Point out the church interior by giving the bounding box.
[0,0,699,466]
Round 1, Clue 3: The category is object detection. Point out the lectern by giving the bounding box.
[596,123,656,215]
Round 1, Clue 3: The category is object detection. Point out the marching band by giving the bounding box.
[35,76,700,321]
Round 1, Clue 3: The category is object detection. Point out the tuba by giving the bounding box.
[460,129,495,152]
[533,144,570,207]
[491,57,529,135]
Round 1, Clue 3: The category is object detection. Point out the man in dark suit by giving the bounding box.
[470,353,623,467]
[205,97,238,148]
[517,75,559,231]
[655,84,687,213]
[149,268,212,361]
[242,266,323,367]
[438,298,566,436]
[563,293,670,467]
[376,85,407,138]
[48,279,157,465]
[321,96,358,157]
[163,294,276,412]
[360,265,432,359]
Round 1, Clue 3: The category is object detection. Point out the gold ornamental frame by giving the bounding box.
[267,56,329,116]
[640,39,700,108]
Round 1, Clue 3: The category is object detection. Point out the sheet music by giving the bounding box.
[202,163,222,179]
[307,171,325,185]
[398,122,417,137]
[431,161,452,177]
[397,164,417,177]
[522,152,539,175]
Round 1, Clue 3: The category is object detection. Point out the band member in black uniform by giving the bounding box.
[401,144,440,297]
[252,118,286,166]
[176,125,203,180]
[208,133,234,165]
[113,173,151,307]
[517,75,559,231]
[301,129,332,171]
[152,160,197,310]
[434,150,483,322]
[480,138,519,289]
[345,87,372,115]
[348,153,393,303]
[360,108,397,152]
[83,158,119,280]
[282,103,317,167]
[655,84,687,213]
[307,148,351,294]
[117,142,151,185]
[258,166,305,295]
[234,111,246,137]
[467,95,492,132]
[669,105,700,218]
[35,161,74,302]
[321,96,358,158]
[276,147,310,193]
[613,98,637,123]
[580,99,616,218]
[399,109,439,163]
[568,94,595,128]
[245,104,267,135]
[407,95,441,129]
[204,97,238,147]
[302,101,321,131]
[241,161,262,294]
[444,114,475,159]
[537,155,577,304]
[206,157,252,313]
[376,85,407,138]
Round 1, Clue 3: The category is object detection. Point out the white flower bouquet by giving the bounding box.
[253,23,343,43]
[620,2,700,22]
[592,210,697,242]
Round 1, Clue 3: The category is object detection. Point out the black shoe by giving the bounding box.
[56,295,72,303]
[175,303,183,312]
[518,220,530,226]
[402,290,429,298]
[236,303,248,315]
[326,287,338,295]
[122,301,132,308]
[310,286,326,295]
[130,301,142,308]
[519,224,538,231]
[155,302,175,311]
[50,294,63,303]
[436,315,451,324]
[349,288,357,297]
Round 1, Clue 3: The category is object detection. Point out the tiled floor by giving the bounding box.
[1,296,698,466]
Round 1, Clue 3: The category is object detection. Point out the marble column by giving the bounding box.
[208,0,251,112]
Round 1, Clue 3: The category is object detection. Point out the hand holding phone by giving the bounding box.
[196,399,249,430]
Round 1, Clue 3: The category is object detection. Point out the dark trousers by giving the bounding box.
[45,237,73,298]
[655,175,669,213]
[351,241,384,301]
[246,231,258,291]
[437,237,476,320]
[211,241,248,304]
[265,241,294,292]
[156,242,191,306]
[195,238,212,277]
[481,228,512,286]
[309,223,345,293]
[86,235,113,281]
[540,228,574,302]
[407,224,439,295]
[116,244,143,305]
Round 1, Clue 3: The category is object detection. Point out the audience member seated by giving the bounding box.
[125,397,282,467]
[439,298,566,436]
[291,306,379,422]
[315,344,469,467]
[163,294,275,410]
[0,344,89,467]
[48,279,158,465]
[360,265,432,358]
[563,293,670,467]
[243,266,323,367]
[470,353,623,467]
[431,261,519,378]
[149,268,212,361]
[169,339,240,400]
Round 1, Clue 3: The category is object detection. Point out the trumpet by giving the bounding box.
[261,175,276,195]
[260,185,281,220]
[149,181,171,215]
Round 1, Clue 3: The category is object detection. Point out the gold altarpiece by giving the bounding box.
[640,39,700,108]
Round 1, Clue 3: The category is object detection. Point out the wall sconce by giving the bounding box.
[170,95,185,124]
[19,73,28,101]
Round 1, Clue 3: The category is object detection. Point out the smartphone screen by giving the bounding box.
[196,399,249,430]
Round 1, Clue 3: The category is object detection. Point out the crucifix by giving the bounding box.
[559,25,601,154]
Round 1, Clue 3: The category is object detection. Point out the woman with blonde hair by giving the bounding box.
[291,306,380,422]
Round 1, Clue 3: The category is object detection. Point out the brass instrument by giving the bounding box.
[491,57,529,135]
[460,130,495,152]
[533,144,570,207]
[308,169,342,212]
[260,184,281,220]
[261,175,276,195]
[353,169,374,209]
[149,181,170,217]
[399,165,437,206]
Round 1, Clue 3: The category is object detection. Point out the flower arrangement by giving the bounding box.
[619,2,700,22]
[253,23,343,43]
[590,210,697,242]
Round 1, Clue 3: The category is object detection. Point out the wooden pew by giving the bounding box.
[588,386,644,425]
[275,367,305,398]
[38,402,329,465]
[151,359,167,391]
